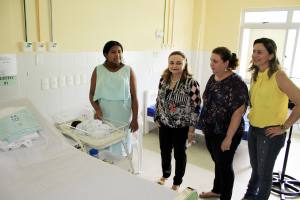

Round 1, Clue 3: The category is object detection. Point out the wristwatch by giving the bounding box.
[280,124,288,131]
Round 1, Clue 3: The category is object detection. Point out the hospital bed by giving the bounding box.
[0,98,198,200]
[143,90,250,139]
[143,90,160,134]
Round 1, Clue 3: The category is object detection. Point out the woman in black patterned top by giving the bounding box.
[154,51,201,191]
[199,47,249,200]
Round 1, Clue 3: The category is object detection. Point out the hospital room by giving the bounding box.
[1,0,300,199]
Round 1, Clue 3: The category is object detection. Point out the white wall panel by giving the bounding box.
[1,51,206,121]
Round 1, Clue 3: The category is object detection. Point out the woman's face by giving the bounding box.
[168,55,186,75]
[210,53,228,75]
[105,45,122,64]
[252,43,273,71]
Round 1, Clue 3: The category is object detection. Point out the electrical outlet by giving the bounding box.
[66,75,74,86]
[22,42,33,52]
[155,30,164,38]
[35,54,44,65]
[74,74,81,85]
[50,77,58,89]
[47,42,58,52]
[59,75,66,87]
[41,78,50,90]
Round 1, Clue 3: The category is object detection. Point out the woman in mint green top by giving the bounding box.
[89,41,138,156]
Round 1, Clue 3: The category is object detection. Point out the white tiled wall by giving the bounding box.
[0,51,209,121]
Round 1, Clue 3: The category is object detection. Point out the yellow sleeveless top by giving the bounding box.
[248,69,288,128]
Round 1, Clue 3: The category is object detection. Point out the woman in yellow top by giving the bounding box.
[242,38,300,200]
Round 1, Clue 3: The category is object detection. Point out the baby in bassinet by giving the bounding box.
[71,119,112,139]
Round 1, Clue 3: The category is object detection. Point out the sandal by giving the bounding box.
[171,185,180,191]
[199,191,221,198]
[157,177,167,185]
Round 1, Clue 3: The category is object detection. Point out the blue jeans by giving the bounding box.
[243,125,286,200]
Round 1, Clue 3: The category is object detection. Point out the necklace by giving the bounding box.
[171,74,181,83]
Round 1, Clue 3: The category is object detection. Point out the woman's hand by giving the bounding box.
[130,119,139,132]
[188,131,196,145]
[155,121,161,127]
[265,126,285,138]
[94,110,103,120]
[221,136,232,152]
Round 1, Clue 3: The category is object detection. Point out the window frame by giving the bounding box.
[238,7,300,83]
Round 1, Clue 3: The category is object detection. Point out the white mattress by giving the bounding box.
[0,99,177,200]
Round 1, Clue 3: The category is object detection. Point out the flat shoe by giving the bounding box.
[171,185,180,191]
[199,191,221,198]
[157,177,167,185]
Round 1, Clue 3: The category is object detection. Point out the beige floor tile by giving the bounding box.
[138,129,300,200]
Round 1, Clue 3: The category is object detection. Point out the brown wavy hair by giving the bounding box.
[162,51,192,82]
[249,38,281,82]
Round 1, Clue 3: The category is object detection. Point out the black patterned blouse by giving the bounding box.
[154,77,201,128]
[199,73,249,135]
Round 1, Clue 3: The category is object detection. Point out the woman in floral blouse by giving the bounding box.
[199,47,249,200]
[154,51,201,191]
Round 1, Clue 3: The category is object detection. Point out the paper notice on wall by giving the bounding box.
[0,54,17,86]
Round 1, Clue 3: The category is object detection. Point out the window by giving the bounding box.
[244,11,288,23]
[292,10,300,22]
[239,8,300,86]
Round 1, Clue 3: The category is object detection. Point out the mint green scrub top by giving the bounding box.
[93,64,132,156]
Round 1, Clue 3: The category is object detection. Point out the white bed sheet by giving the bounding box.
[1,147,177,200]
[0,99,177,200]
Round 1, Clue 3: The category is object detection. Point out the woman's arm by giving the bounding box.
[188,79,201,144]
[221,104,246,151]
[129,67,139,132]
[89,68,102,119]
[266,70,300,137]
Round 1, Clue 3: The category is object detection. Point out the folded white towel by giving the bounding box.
[0,132,39,151]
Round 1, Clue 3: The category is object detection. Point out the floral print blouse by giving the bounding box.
[199,73,249,135]
[154,77,201,128]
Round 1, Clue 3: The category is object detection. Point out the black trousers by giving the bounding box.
[205,132,242,200]
[159,125,188,185]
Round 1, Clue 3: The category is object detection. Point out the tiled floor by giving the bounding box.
[137,128,300,200]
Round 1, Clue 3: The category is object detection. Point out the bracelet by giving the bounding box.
[280,124,288,131]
